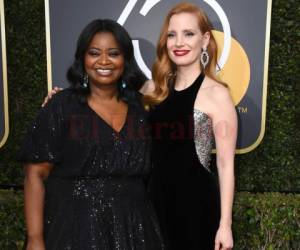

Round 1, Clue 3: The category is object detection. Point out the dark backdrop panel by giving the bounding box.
[0,0,298,192]
[46,0,271,152]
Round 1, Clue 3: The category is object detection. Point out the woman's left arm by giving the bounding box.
[211,86,237,250]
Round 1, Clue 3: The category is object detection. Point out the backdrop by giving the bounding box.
[0,0,299,192]
[0,0,8,149]
[0,1,299,248]
[44,0,272,152]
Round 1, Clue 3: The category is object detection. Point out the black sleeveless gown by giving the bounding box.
[148,73,221,250]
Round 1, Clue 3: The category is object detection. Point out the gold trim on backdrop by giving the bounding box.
[235,0,272,154]
[45,0,53,91]
[0,0,9,148]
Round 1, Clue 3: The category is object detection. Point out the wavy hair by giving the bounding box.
[145,2,221,105]
[67,19,146,103]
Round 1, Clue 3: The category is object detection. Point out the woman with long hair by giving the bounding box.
[44,3,237,249]
[141,3,237,250]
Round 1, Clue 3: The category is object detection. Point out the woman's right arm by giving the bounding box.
[24,163,53,250]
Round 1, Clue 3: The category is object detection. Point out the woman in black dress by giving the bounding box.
[21,19,164,250]
[141,3,237,250]
[43,3,237,249]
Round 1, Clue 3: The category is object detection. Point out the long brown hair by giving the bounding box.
[144,2,220,105]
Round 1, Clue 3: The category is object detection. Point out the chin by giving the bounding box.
[172,57,200,68]
[170,57,192,66]
[173,61,194,67]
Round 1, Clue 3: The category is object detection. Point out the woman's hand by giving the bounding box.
[214,225,233,250]
[26,236,46,250]
[42,86,63,107]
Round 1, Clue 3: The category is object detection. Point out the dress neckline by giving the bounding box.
[86,102,130,134]
[173,72,205,93]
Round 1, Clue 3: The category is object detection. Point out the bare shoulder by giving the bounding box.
[202,77,232,105]
[139,79,155,95]
[195,76,235,117]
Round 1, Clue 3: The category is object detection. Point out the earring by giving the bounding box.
[200,48,209,69]
[121,80,127,89]
[82,73,89,88]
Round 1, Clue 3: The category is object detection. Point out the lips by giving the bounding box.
[173,50,190,56]
[96,68,113,76]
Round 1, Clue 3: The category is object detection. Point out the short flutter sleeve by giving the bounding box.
[19,94,65,164]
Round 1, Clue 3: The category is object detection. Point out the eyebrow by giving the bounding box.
[88,47,121,51]
[167,28,198,33]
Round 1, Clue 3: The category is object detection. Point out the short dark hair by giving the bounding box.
[67,19,147,103]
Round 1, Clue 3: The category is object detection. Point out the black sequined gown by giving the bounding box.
[149,73,221,250]
[20,89,165,250]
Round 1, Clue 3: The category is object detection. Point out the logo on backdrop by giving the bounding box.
[45,0,272,153]
[0,0,9,148]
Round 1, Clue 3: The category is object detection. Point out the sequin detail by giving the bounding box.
[193,109,213,172]
[20,89,165,250]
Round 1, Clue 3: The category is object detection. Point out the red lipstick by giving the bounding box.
[173,50,190,56]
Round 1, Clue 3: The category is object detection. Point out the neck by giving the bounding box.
[175,64,202,89]
[88,83,119,103]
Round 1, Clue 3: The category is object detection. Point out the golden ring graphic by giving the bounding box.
[213,30,251,105]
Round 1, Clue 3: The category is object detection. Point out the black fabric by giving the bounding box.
[20,88,164,250]
[149,73,220,250]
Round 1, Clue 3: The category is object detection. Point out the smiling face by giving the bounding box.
[84,32,125,87]
[166,12,209,70]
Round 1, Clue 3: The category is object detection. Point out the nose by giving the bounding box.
[99,52,110,65]
[175,35,184,47]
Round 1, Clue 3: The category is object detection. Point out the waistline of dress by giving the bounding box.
[45,175,147,200]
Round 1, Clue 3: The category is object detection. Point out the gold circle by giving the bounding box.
[212,30,251,105]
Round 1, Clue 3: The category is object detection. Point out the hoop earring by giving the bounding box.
[200,48,209,69]
[82,73,89,88]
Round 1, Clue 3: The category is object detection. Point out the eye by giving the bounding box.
[108,49,122,57]
[167,32,175,38]
[184,31,194,37]
[87,49,100,57]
